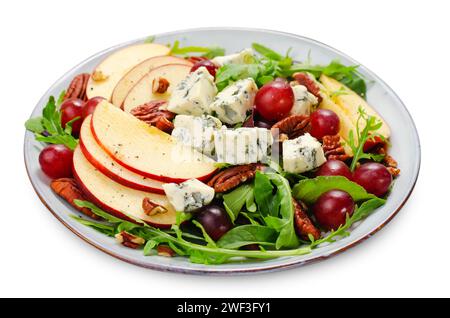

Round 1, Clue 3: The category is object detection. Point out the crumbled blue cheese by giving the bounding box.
[290,84,318,115]
[209,78,258,124]
[171,114,222,156]
[167,67,217,116]
[282,133,326,173]
[162,179,214,212]
[214,127,273,164]
[212,48,255,66]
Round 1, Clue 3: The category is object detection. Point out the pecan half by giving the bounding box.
[152,77,170,94]
[115,231,145,249]
[322,134,351,161]
[271,114,310,140]
[292,72,322,104]
[50,178,99,219]
[207,164,259,193]
[64,73,90,101]
[130,101,175,133]
[157,245,175,257]
[293,199,321,241]
[142,198,167,216]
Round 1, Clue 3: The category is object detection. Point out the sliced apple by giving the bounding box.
[111,56,192,107]
[79,115,166,194]
[91,101,217,183]
[73,146,176,228]
[86,43,171,101]
[122,63,192,113]
[319,74,391,138]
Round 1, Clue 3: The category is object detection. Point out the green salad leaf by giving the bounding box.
[169,40,225,58]
[217,225,277,249]
[292,176,377,204]
[254,172,299,249]
[222,184,255,222]
[348,107,386,171]
[73,200,311,265]
[25,92,79,150]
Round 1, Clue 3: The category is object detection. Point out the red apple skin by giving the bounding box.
[89,116,217,183]
[78,138,165,194]
[72,164,172,229]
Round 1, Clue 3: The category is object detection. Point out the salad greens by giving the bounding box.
[222,184,255,222]
[169,40,225,59]
[348,107,386,171]
[25,92,79,150]
[293,176,377,204]
[214,43,367,97]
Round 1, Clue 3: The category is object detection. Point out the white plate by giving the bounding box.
[24,27,420,275]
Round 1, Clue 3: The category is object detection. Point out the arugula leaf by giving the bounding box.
[348,107,386,171]
[254,172,276,216]
[217,225,277,249]
[192,220,217,248]
[311,198,385,247]
[222,184,254,222]
[70,215,115,236]
[215,63,264,91]
[26,94,79,150]
[24,117,44,133]
[170,40,225,58]
[176,211,192,226]
[292,176,376,204]
[144,35,155,43]
[252,43,284,61]
[74,200,124,223]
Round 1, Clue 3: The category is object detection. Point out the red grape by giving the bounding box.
[195,205,233,241]
[255,80,294,122]
[310,109,340,139]
[39,144,73,179]
[316,160,352,179]
[313,190,355,231]
[191,60,219,77]
[82,96,105,119]
[60,98,83,136]
[353,162,392,197]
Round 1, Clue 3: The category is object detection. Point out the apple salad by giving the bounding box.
[25,39,400,264]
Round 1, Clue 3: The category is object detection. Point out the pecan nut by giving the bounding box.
[322,134,351,161]
[115,231,145,249]
[152,77,170,94]
[157,245,175,257]
[271,114,310,140]
[130,101,175,133]
[207,164,259,193]
[292,72,322,104]
[64,73,90,101]
[142,198,167,216]
[50,178,100,219]
[293,199,321,241]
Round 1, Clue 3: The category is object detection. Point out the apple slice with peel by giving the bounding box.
[86,43,170,101]
[79,115,165,194]
[91,101,217,183]
[111,56,192,107]
[319,74,391,138]
[122,63,192,113]
[73,146,176,228]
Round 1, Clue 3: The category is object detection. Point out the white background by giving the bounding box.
[1,0,449,298]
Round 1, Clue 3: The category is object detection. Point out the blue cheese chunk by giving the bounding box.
[214,127,273,164]
[290,84,318,115]
[171,115,222,156]
[167,67,217,116]
[212,48,255,67]
[282,133,326,173]
[209,78,258,124]
[163,179,214,212]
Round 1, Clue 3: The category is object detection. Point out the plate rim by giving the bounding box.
[23,27,421,275]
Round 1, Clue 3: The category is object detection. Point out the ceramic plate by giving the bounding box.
[24,27,420,275]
